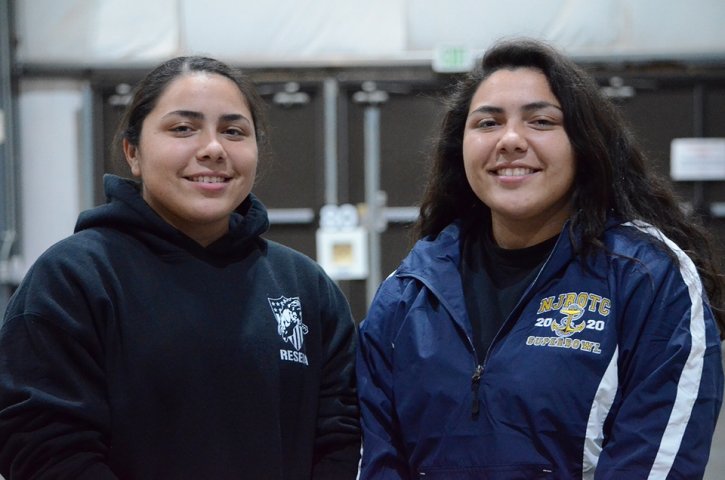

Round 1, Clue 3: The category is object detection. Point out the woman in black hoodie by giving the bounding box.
[0,56,360,480]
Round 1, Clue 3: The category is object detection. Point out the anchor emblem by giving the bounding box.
[551,303,586,338]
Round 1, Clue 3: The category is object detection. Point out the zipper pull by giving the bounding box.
[471,364,483,419]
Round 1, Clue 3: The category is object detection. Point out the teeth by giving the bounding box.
[190,176,227,183]
[497,167,533,176]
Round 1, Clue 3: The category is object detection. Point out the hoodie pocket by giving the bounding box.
[418,464,554,479]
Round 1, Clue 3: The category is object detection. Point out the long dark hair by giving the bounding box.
[415,37,724,335]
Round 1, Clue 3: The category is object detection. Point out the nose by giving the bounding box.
[497,123,528,155]
[197,131,226,162]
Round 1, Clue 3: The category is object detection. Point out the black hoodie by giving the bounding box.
[0,175,360,479]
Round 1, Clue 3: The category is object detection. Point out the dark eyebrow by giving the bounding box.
[164,109,204,120]
[469,101,562,116]
[163,110,251,124]
[469,105,503,116]
[220,113,251,125]
[522,101,562,113]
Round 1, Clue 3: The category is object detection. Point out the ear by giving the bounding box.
[123,138,142,177]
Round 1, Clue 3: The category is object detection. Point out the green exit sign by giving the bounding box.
[432,45,475,73]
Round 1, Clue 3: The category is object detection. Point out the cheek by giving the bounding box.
[553,135,576,167]
[243,149,259,175]
[461,133,475,160]
[462,159,489,204]
[553,157,577,199]
[461,154,475,185]
[248,159,258,180]
[462,138,490,182]
[559,147,577,182]
[462,133,494,163]
[462,137,477,172]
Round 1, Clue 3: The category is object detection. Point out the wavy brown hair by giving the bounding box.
[414,38,724,336]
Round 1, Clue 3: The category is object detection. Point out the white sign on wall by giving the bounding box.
[670,138,725,181]
[316,228,368,281]
[316,204,369,281]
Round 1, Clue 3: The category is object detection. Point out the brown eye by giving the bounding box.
[223,126,248,139]
[532,119,554,126]
[474,118,498,129]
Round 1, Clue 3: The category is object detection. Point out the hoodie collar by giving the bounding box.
[75,174,270,260]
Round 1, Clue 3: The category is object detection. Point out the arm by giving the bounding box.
[356,280,411,480]
[0,255,118,480]
[594,249,723,479]
[311,277,361,480]
[0,314,117,480]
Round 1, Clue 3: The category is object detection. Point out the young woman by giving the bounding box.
[356,38,724,479]
[0,56,360,479]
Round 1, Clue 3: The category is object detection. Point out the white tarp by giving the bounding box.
[407,0,725,59]
[182,0,406,62]
[14,0,725,65]
[15,0,179,63]
[15,0,406,64]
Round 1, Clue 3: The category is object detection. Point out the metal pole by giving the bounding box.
[0,0,18,315]
[364,105,382,306]
[353,82,388,307]
[692,83,705,215]
[80,84,96,210]
[323,77,339,205]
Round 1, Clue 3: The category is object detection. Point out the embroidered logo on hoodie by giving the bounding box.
[268,296,309,365]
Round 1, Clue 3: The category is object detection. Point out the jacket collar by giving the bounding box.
[395,221,471,333]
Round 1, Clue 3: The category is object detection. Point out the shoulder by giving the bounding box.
[14,226,134,299]
[24,229,116,276]
[264,239,328,277]
[360,262,432,340]
[261,239,350,311]
[366,221,463,310]
[604,221,685,271]
[601,221,701,301]
[4,230,119,327]
[396,222,463,274]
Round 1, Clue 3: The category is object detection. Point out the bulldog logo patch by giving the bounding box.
[268,296,309,365]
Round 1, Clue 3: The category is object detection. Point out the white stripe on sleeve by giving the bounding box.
[625,221,706,480]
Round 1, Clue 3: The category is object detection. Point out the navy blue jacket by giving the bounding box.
[357,220,723,479]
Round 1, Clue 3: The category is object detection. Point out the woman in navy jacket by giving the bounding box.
[357,38,724,479]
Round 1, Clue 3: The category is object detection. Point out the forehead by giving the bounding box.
[470,67,559,108]
[155,72,249,111]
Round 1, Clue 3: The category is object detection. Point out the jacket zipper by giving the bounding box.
[470,363,484,418]
[404,232,560,422]
[405,272,489,420]
[466,233,565,420]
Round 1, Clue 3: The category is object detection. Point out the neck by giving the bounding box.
[491,214,567,249]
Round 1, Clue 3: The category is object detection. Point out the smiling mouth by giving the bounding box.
[186,175,230,184]
[493,167,537,176]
